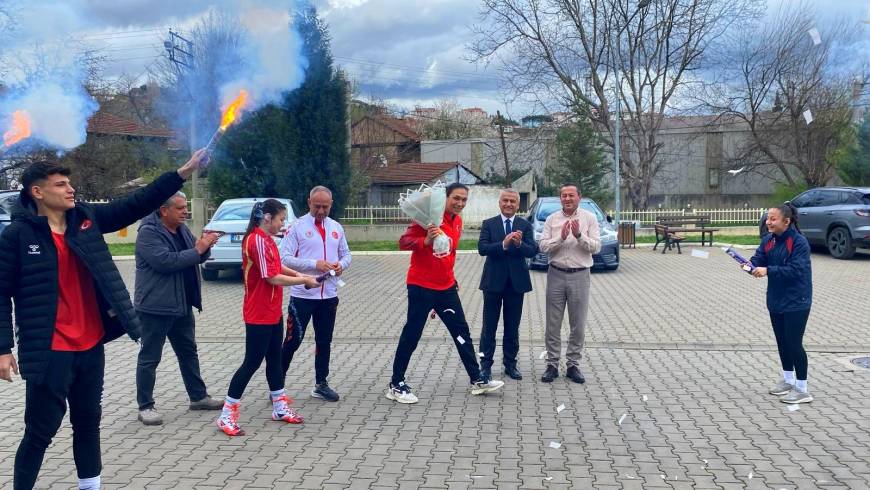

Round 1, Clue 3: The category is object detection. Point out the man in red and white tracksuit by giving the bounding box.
[279,186,351,402]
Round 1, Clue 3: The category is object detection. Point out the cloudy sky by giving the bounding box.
[4,0,869,120]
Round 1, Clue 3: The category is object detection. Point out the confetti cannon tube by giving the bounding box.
[722,246,755,274]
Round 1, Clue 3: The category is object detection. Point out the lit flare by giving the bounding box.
[3,110,32,147]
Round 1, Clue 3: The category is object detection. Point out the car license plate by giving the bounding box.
[230,233,243,243]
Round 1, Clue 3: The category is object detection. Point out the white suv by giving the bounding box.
[200,197,296,280]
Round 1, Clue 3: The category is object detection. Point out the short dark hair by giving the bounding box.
[446,182,469,197]
[559,183,581,194]
[21,161,71,198]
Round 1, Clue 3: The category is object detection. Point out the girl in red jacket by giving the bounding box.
[216,199,318,436]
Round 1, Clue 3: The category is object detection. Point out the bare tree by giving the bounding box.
[472,0,758,209]
[702,6,866,188]
[413,99,496,140]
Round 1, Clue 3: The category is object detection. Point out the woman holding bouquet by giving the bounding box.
[749,202,813,404]
[386,183,504,404]
[216,200,319,436]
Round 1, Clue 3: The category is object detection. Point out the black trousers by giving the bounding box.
[770,309,811,380]
[15,345,104,489]
[281,296,339,384]
[479,281,524,371]
[136,309,209,410]
[391,284,481,386]
[227,321,284,400]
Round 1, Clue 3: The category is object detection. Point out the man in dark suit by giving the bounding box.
[477,189,538,380]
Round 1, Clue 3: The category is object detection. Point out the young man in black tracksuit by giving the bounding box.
[0,150,208,490]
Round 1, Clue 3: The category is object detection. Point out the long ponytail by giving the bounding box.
[243,199,287,242]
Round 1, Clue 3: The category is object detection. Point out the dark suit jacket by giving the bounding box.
[477,215,537,293]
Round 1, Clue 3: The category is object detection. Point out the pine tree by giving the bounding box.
[542,108,612,204]
[838,114,870,186]
[208,5,351,217]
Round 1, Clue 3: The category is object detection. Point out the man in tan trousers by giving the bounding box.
[538,184,601,384]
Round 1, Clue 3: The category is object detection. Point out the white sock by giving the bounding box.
[79,475,100,490]
[795,379,808,393]
[269,388,285,401]
[783,371,796,384]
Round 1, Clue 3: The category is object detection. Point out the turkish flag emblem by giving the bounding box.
[80,219,92,231]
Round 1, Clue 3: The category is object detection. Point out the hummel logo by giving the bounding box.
[27,244,40,255]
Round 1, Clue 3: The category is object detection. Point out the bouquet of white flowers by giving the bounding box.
[398,182,451,257]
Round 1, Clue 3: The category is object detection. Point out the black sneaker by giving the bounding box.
[541,365,558,383]
[311,382,340,402]
[566,366,585,384]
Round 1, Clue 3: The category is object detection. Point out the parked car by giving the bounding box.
[0,190,18,235]
[526,196,620,270]
[200,197,297,280]
[759,187,870,259]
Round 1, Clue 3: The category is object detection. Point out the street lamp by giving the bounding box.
[613,0,651,225]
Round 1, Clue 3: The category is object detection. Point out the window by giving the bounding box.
[815,190,841,207]
[790,190,817,208]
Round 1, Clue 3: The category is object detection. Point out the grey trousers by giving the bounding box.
[545,267,590,368]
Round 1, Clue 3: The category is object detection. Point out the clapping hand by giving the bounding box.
[560,221,571,240]
[571,219,581,238]
[511,230,523,246]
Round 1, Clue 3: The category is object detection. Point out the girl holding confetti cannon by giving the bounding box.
[748,202,813,404]
[215,199,319,436]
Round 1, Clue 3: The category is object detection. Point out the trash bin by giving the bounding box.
[618,221,636,249]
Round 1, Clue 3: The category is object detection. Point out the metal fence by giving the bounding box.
[343,205,767,226]
[612,208,766,226]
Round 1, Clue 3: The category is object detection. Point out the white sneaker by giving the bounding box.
[780,389,813,404]
[470,379,505,395]
[769,381,794,395]
[385,382,418,404]
[138,408,163,426]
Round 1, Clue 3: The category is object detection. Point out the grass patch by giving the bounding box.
[108,243,136,256]
[635,234,760,246]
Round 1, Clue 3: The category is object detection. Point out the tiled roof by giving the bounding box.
[370,114,421,142]
[87,110,174,138]
[367,162,461,184]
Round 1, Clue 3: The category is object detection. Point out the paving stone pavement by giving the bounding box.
[1,248,869,489]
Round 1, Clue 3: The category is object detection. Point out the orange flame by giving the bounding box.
[219,90,249,131]
[3,110,32,147]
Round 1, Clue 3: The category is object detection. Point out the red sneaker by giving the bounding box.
[271,395,304,424]
[215,403,245,436]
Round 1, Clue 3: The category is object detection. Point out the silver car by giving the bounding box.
[200,197,297,280]
[761,187,870,259]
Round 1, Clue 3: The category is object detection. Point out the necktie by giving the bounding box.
[505,218,512,235]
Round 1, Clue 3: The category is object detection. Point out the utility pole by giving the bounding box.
[496,110,511,187]
[164,29,205,233]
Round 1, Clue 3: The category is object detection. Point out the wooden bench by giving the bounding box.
[653,215,720,254]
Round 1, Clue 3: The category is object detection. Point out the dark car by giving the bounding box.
[526,196,619,271]
[759,187,870,259]
[0,190,18,235]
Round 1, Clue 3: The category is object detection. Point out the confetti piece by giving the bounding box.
[748,472,753,479]
[478,352,485,358]
[803,109,813,125]
[336,279,346,288]
[691,249,710,259]
[661,475,666,479]
[556,404,566,413]
[788,404,801,412]
[727,166,745,175]
[625,474,636,479]
[548,441,562,449]
[808,27,821,45]
[618,413,627,425]
[544,476,553,481]
[456,336,465,344]
[444,308,456,314]
[539,351,547,360]
[642,395,648,402]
